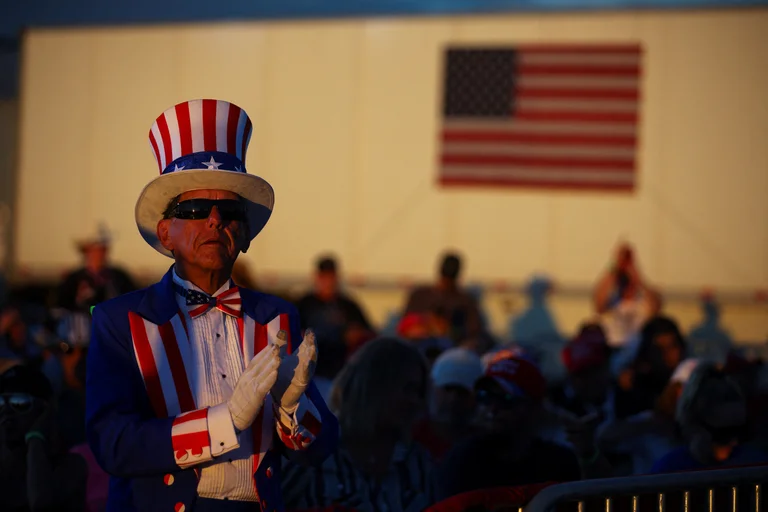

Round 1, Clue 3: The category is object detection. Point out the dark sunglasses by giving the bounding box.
[171,199,247,222]
[0,393,35,414]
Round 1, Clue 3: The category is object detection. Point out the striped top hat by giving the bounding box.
[135,99,274,257]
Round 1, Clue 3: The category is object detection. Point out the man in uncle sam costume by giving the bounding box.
[85,100,339,512]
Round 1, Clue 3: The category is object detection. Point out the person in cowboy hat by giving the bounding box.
[57,223,137,314]
[85,100,338,512]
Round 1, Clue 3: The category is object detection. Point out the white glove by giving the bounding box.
[227,344,281,432]
[271,329,318,411]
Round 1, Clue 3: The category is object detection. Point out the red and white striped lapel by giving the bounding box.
[240,312,292,477]
[129,310,196,418]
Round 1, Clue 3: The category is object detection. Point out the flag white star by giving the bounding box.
[174,164,186,172]
[235,166,243,173]
[202,157,222,170]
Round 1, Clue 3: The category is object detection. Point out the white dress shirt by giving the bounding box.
[172,271,258,502]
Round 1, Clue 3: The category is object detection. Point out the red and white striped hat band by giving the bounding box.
[149,99,253,176]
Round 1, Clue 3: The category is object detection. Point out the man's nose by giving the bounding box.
[207,206,223,228]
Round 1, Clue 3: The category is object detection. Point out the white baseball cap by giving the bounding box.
[431,348,484,391]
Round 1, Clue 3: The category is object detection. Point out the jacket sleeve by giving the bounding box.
[273,305,339,466]
[85,306,239,478]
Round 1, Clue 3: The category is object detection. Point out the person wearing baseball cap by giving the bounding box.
[413,347,484,460]
[436,351,582,501]
[552,324,613,419]
[85,100,338,512]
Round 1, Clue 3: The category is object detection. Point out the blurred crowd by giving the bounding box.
[1,234,767,511]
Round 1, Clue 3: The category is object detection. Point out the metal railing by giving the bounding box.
[525,465,768,512]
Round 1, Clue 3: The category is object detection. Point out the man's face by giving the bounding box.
[83,244,108,271]
[473,381,537,435]
[157,189,249,271]
[315,271,338,299]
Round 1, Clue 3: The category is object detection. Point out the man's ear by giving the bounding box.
[157,219,174,252]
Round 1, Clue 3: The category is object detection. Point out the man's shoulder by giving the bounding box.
[240,288,298,316]
[95,287,149,316]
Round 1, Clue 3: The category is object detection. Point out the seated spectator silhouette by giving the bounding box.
[613,316,687,419]
[436,351,582,500]
[296,255,374,355]
[651,362,768,473]
[0,303,44,370]
[404,252,482,343]
[413,347,484,461]
[598,358,700,475]
[552,323,613,419]
[282,337,434,511]
[0,364,87,511]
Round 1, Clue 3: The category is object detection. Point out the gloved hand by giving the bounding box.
[271,329,318,411]
[228,344,281,432]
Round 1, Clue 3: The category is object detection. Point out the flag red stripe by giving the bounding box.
[440,176,634,191]
[518,45,641,55]
[280,314,292,355]
[518,64,639,77]
[174,408,208,424]
[516,88,639,100]
[175,103,193,157]
[202,99,217,152]
[129,313,168,418]
[227,104,240,158]
[149,131,161,173]
[157,322,196,413]
[442,130,636,147]
[155,115,174,171]
[515,110,637,123]
[442,154,634,170]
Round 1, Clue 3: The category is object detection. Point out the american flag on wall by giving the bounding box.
[439,45,642,191]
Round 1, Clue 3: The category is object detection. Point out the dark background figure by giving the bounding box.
[0,364,87,511]
[295,255,374,355]
[413,347,484,462]
[593,244,662,350]
[436,352,583,501]
[614,315,687,420]
[282,337,434,512]
[56,227,136,314]
[651,362,768,473]
[404,252,483,343]
[0,303,44,370]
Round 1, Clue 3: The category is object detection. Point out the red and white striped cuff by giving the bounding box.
[274,394,322,451]
[171,404,238,468]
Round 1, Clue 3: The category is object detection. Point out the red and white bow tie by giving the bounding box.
[175,284,242,318]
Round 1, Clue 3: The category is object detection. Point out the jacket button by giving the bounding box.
[164,474,174,486]
[265,466,273,478]
[174,503,185,512]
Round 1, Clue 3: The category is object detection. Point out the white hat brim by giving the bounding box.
[135,169,274,257]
